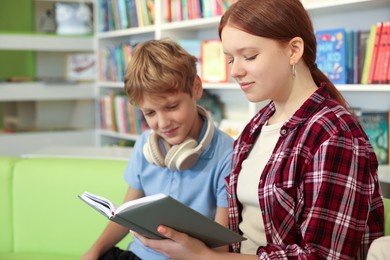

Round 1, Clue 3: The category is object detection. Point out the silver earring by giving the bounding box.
[292,63,296,78]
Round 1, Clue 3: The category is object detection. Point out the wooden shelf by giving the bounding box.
[0,130,96,156]
[0,82,95,101]
[0,34,94,51]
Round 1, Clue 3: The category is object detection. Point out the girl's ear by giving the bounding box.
[289,37,304,65]
[193,75,203,100]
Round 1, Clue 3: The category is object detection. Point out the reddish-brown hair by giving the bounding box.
[218,0,348,109]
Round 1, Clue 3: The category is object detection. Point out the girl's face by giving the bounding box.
[221,25,292,103]
[139,89,201,146]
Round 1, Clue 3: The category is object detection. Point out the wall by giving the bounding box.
[0,0,35,80]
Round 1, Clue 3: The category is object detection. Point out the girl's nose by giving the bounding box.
[230,60,245,78]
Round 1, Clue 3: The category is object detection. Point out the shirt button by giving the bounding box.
[281,129,287,136]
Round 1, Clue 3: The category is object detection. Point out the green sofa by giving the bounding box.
[0,156,132,260]
[1,156,389,260]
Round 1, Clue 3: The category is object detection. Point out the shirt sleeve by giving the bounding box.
[214,131,234,209]
[123,131,150,190]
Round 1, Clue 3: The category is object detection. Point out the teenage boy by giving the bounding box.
[82,39,233,260]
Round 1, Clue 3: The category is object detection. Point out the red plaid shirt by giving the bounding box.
[226,85,384,259]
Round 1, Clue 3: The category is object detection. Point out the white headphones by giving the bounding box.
[143,106,215,171]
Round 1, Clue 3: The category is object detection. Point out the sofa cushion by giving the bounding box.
[11,157,132,257]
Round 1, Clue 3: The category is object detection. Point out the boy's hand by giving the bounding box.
[131,225,213,260]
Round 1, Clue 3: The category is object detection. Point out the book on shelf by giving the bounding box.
[374,21,390,84]
[369,22,383,84]
[362,21,390,84]
[315,28,347,84]
[79,191,246,248]
[201,40,229,83]
[356,109,389,165]
[163,0,234,22]
[100,93,149,135]
[357,30,370,84]
[98,0,153,31]
[124,0,139,28]
[361,24,378,84]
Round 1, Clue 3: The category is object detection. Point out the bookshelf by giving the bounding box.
[96,0,390,145]
[94,0,390,183]
[0,0,96,155]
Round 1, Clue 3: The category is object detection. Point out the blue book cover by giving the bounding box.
[316,28,347,84]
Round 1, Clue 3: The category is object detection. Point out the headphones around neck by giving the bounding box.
[143,106,215,171]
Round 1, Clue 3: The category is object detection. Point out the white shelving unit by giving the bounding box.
[96,0,390,143]
[0,0,97,156]
[95,0,390,181]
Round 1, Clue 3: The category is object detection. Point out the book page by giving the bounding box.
[79,192,116,217]
[116,193,167,214]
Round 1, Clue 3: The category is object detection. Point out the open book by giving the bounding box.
[79,192,246,248]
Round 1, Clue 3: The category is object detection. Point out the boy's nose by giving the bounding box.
[157,114,170,129]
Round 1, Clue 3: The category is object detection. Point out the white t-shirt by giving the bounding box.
[237,120,284,254]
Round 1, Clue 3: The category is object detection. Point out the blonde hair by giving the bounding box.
[124,39,198,106]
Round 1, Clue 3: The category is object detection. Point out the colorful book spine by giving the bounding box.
[368,22,383,84]
[361,24,377,84]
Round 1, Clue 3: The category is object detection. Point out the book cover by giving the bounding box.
[316,28,347,84]
[357,110,389,165]
[201,40,228,83]
[79,192,246,248]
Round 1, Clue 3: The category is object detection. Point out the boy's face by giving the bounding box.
[139,88,202,146]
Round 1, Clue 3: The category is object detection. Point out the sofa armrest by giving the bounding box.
[0,157,20,253]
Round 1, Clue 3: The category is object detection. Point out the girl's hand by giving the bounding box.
[131,225,213,260]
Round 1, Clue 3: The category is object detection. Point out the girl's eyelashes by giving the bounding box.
[245,54,258,61]
[226,54,258,64]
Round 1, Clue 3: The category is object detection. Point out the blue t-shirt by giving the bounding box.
[123,119,233,260]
